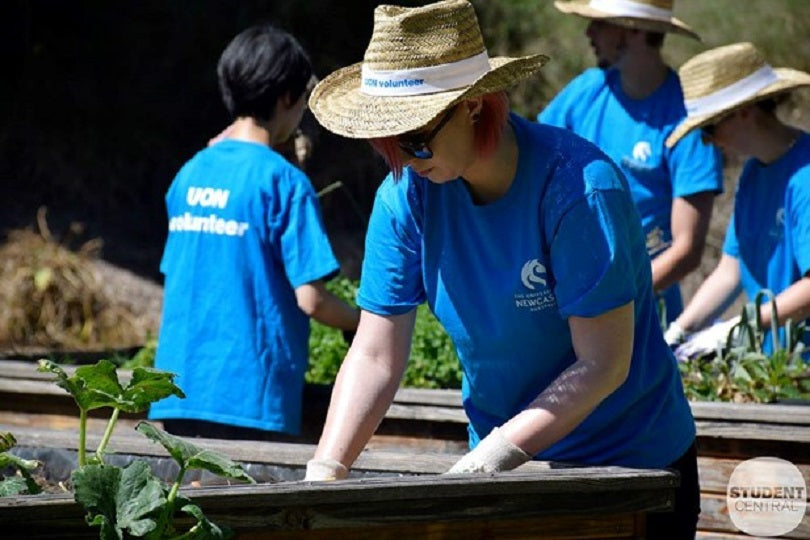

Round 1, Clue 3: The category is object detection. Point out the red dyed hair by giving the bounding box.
[369,91,510,180]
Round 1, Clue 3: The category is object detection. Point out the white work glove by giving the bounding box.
[673,316,740,362]
[304,458,349,481]
[664,321,688,347]
[444,427,532,474]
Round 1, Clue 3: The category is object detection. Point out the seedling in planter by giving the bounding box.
[72,422,255,539]
[0,432,42,496]
[37,359,185,466]
[37,359,257,538]
[679,289,809,403]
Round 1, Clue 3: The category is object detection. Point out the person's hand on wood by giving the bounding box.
[304,458,349,481]
[444,427,532,474]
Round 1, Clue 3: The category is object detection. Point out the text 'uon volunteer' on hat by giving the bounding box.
[666,42,810,148]
[308,0,549,140]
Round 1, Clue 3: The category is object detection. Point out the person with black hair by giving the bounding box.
[149,23,359,440]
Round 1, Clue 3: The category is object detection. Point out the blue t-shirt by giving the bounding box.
[539,67,723,323]
[149,140,340,435]
[358,115,695,468]
[723,132,810,354]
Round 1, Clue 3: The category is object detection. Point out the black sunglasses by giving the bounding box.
[397,105,458,159]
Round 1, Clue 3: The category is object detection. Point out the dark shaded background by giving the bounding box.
[1,0,434,282]
[3,0,809,296]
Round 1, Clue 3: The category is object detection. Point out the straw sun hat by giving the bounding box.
[308,0,549,139]
[553,0,699,40]
[666,42,810,147]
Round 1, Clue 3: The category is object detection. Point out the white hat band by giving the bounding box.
[361,51,490,97]
[685,65,780,119]
[589,0,673,20]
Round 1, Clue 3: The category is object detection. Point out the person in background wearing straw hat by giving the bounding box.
[303,0,699,535]
[149,23,360,441]
[538,0,723,329]
[663,42,810,359]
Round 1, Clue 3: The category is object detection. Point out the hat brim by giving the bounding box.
[553,0,700,40]
[309,54,549,139]
[666,68,810,148]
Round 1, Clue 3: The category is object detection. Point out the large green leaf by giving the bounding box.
[135,422,255,484]
[174,504,233,539]
[73,461,167,540]
[119,367,185,413]
[39,359,127,411]
[38,359,184,413]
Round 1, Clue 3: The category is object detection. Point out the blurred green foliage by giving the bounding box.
[306,277,461,389]
[471,0,810,119]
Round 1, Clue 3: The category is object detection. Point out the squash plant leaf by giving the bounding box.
[119,367,185,413]
[38,359,184,413]
[175,503,234,539]
[38,359,126,411]
[135,422,255,484]
[73,461,167,540]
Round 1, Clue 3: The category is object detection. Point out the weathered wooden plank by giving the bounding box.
[698,457,810,495]
[696,420,810,443]
[698,493,810,539]
[690,401,810,425]
[235,514,640,540]
[384,402,466,423]
[0,410,140,432]
[0,463,677,539]
[697,532,769,540]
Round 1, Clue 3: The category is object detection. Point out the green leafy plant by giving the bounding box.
[0,432,42,496]
[72,423,254,540]
[37,359,255,539]
[306,277,461,389]
[38,359,185,466]
[402,304,461,389]
[679,290,809,403]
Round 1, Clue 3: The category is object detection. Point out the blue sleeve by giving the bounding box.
[668,129,723,198]
[549,160,640,318]
[280,177,340,288]
[537,88,571,128]
[789,171,810,275]
[357,175,426,315]
[537,69,603,128]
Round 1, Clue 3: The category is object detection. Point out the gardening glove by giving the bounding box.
[674,316,740,361]
[304,458,349,481]
[664,321,688,347]
[444,427,532,474]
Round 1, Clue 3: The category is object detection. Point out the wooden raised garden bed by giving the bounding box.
[2,358,808,538]
[0,424,677,539]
